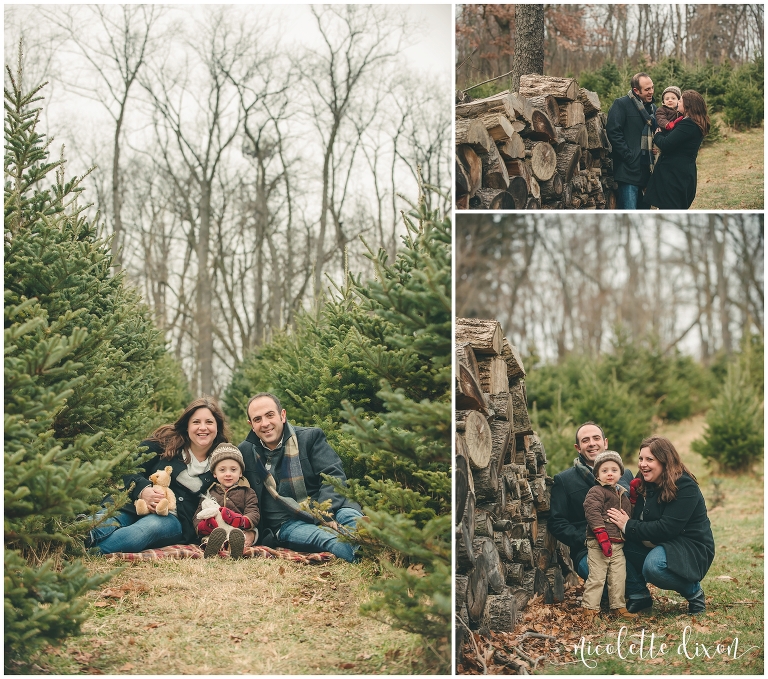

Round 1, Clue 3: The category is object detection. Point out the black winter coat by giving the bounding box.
[624,471,715,583]
[238,424,361,539]
[121,440,215,545]
[549,458,634,568]
[606,94,657,187]
[643,119,703,209]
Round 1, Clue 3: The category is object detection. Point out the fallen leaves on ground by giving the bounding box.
[458,582,638,674]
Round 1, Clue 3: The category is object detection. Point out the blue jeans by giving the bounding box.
[87,509,183,554]
[616,182,641,209]
[578,548,650,600]
[278,507,363,563]
[641,545,701,599]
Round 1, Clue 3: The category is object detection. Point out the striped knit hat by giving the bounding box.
[209,443,244,474]
[661,86,682,102]
[592,450,624,477]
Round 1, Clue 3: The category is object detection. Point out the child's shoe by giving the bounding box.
[612,607,638,619]
[228,528,245,559]
[204,527,228,558]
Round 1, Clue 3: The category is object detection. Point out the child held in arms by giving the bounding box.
[196,443,260,558]
[581,451,637,620]
[656,86,685,131]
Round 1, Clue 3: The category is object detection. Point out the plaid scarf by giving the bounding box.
[252,423,316,524]
[573,455,597,486]
[627,90,656,172]
[627,89,656,174]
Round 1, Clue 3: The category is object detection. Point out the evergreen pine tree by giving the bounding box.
[691,362,764,472]
[225,193,451,666]
[4,47,187,665]
[338,197,451,653]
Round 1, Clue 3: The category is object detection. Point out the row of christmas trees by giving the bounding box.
[5,54,451,669]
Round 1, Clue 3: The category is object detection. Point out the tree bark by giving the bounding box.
[456,362,486,412]
[455,118,494,154]
[484,592,518,632]
[455,318,503,355]
[519,74,578,100]
[511,5,545,93]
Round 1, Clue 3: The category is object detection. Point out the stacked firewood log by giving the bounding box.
[455,317,578,663]
[455,74,617,210]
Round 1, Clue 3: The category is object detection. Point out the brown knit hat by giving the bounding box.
[593,450,624,477]
[209,443,244,475]
[661,86,682,102]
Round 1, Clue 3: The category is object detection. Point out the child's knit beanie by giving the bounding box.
[592,450,624,477]
[209,442,244,474]
[661,86,682,101]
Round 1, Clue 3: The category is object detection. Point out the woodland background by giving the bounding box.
[457,4,764,130]
[456,213,764,472]
[5,5,452,672]
[5,4,452,396]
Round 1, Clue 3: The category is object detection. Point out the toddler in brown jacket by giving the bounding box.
[582,451,636,619]
[195,443,260,558]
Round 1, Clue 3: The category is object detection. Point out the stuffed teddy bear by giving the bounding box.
[195,495,234,538]
[134,466,176,516]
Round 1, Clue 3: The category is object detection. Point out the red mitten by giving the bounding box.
[220,507,251,529]
[629,478,642,505]
[197,517,218,536]
[665,115,684,131]
[593,527,613,557]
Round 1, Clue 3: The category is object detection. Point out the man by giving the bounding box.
[606,72,657,209]
[237,392,363,562]
[549,422,653,613]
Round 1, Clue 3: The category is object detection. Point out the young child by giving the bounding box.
[656,86,684,131]
[196,443,260,559]
[582,451,636,619]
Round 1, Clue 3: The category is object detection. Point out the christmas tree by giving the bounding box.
[4,46,188,665]
[224,191,451,665]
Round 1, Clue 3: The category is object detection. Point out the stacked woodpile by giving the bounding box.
[455,317,578,662]
[455,74,617,210]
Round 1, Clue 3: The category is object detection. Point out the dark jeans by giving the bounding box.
[578,545,650,601]
[623,541,701,599]
[616,182,642,209]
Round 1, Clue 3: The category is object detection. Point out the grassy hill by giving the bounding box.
[13,557,445,674]
[691,123,764,210]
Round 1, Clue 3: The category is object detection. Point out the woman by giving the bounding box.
[643,90,710,209]
[606,435,715,615]
[87,397,231,554]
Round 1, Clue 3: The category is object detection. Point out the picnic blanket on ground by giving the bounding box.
[104,544,334,564]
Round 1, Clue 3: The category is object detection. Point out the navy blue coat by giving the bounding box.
[624,471,715,583]
[606,94,657,187]
[643,118,704,209]
[238,424,361,533]
[549,458,634,569]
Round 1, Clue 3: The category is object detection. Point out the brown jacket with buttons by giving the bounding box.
[583,483,632,542]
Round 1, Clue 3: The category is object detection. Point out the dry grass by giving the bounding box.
[691,122,764,210]
[30,557,443,675]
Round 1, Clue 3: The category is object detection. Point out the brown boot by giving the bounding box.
[582,608,600,620]
[612,607,638,619]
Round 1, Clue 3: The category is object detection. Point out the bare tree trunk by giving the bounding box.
[511,5,544,93]
[712,215,732,354]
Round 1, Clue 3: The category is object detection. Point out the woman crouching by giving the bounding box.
[606,435,715,615]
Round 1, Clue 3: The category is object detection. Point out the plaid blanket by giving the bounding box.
[104,544,334,564]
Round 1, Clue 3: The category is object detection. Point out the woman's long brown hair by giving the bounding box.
[635,435,697,503]
[682,90,710,137]
[148,396,231,463]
